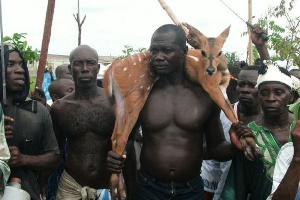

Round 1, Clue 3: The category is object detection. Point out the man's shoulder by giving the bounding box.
[18,99,39,113]
[50,97,74,111]
[17,99,50,119]
[96,87,109,97]
[279,142,294,156]
[276,142,294,167]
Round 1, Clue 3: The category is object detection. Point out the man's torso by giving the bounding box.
[140,82,214,182]
[6,101,58,200]
[53,93,115,188]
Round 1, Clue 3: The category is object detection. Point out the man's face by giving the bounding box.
[70,48,99,88]
[236,70,259,108]
[149,31,186,75]
[234,61,241,68]
[258,82,292,116]
[6,51,25,92]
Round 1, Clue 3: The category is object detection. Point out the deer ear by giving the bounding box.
[183,23,204,39]
[219,25,231,40]
[183,22,207,49]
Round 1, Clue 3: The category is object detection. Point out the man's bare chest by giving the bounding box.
[141,89,212,130]
[60,102,115,136]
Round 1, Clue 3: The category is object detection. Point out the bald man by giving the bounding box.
[51,45,115,199]
[55,64,72,80]
[48,79,74,102]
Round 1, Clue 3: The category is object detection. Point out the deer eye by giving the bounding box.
[201,50,207,57]
[218,51,223,57]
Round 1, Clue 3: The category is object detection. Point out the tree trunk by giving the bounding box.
[74,0,86,46]
[35,0,56,90]
[77,0,81,45]
[78,26,81,45]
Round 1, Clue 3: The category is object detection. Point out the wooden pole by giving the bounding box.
[156,0,189,36]
[0,0,7,105]
[35,0,56,90]
[248,0,253,65]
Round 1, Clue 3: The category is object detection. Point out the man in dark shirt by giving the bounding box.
[1,44,60,200]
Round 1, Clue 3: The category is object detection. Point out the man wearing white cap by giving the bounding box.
[266,68,300,200]
[221,61,296,200]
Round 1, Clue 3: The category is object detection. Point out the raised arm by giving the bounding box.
[250,26,270,60]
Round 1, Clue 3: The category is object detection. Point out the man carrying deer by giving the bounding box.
[107,24,252,200]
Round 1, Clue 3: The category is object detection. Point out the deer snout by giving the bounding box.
[206,67,215,76]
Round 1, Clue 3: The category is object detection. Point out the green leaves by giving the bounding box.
[116,45,147,60]
[256,0,299,68]
[225,52,240,67]
[289,100,300,121]
[3,33,40,64]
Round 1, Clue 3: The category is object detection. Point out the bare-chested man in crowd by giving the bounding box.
[48,78,74,103]
[55,63,73,80]
[50,45,115,199]
[107,24,251,200]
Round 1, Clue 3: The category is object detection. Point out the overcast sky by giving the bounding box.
[1,0,289,60]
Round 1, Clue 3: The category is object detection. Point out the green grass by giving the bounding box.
[30,76,37,92]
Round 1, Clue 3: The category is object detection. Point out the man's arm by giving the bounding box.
[8,105,60,171]
[204,104,238,161]
[269,121,300,200]
[107,122,140,173]
[271,154,300,200]
[251,26,270,60]
[50,101,66,160]
[106,123,140,200]
[8,146,59,171]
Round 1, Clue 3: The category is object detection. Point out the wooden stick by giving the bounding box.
[156,0,189,36]
[35,0,56,90]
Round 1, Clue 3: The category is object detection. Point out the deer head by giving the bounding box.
[183,23,230,76]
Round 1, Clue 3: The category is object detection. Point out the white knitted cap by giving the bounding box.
[256,60,293,89]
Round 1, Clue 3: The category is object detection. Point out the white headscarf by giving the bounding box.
[256,60,293,89]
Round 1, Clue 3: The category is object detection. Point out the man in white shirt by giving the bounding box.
[267,120,300,200]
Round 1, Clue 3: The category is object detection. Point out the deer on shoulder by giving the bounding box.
[183,22,231,95]
[103,24,261,200]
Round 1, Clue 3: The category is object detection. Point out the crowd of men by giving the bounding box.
[0,23,299,200]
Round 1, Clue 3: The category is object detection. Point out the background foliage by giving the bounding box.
[3,33,40,64]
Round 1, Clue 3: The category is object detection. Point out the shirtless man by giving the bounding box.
[107,24,249,200]
[43,64,73,107]
[50,45,115,199]
[46,78,74,199]
[48,78,74,102]
[55,63,73,80]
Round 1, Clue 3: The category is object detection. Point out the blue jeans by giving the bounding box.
[135,169,205,200]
